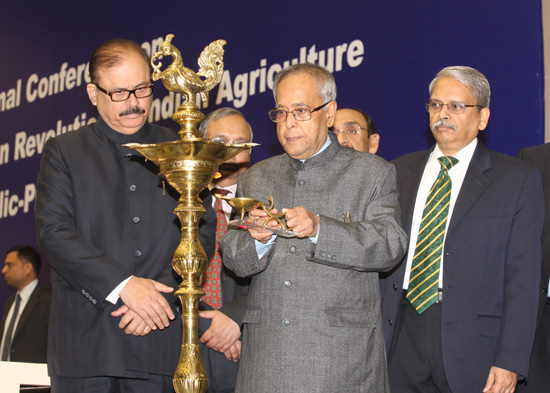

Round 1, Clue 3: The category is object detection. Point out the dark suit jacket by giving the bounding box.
[380,141,544,393]
[0,284,51,363]
[36,117,212,378]
[198,189,250,327]
[198,189,250,391]
[518,143,550,321]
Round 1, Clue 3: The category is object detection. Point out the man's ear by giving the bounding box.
[369,134,380,154]
[325,100,337,127]
[86,83,98,106]
[478,107,490,131]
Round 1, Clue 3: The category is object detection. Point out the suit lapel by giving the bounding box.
[447,143,491,235]
[0,294,15,338]
[400,151,431,234]
[13,285,41,338]
[540,145,550,196]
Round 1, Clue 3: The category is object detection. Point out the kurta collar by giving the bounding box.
[288,132,339,171]
[95,116,153,144]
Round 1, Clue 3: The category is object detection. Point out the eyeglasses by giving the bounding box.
[210,137,250,144]
[95,83,154,102]
[268,102,331,123]
[330,125,370,137]
[426,100,483,114]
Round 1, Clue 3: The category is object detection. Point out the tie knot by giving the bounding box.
[212,188,230,197]
[438,156,458,171]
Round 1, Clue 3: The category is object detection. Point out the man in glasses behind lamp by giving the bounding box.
[331,107,380,153]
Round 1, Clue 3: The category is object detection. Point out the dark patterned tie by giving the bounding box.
[2,293,21,361]
[407,156,458,314]
[203,189,229,309]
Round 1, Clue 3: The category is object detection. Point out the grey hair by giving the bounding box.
[272,63,337,104]
[198,107,253,142]
[429,66,491,108]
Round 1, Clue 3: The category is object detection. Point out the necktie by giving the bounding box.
[203,189,229,309]
[407,156,458,314]
[2,293,21,361]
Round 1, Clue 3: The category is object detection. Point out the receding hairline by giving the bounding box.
[89,39,151,84]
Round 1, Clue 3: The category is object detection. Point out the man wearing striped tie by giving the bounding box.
[380,66,544,393]
[197,107,253,393]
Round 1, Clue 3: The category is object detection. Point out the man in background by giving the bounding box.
[331,107,379,153]
[515,143,550,393]
[197,107,253,393]
[1,245,51,363]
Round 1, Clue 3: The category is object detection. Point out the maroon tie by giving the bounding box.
[203,190,228,309]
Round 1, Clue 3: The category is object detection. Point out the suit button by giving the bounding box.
[388,319,393,326]
[133,217,140,223]
[298,180,305,187]
[129,185,137,192]
[320,252,326,257]
[92,299,97,305]
[284,280,292,287]
[126,153,132,160]
[82,289,86,295]
[326,253,332,258]
[393,284,398,290]
[134,250,142,257]
[289,246,296,253]
[283,319,291,326]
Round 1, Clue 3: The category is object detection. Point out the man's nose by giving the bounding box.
[439,104,451,119]
[127,92,140,106]
[337,132,349,146]
[285,112,297,128]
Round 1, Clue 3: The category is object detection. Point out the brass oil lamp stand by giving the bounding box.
[125,34,255,393]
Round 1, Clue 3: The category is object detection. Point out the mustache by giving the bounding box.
[119,106,145,116]
[432,119,457,131]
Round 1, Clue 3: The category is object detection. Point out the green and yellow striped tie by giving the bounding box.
[407,155,458,314]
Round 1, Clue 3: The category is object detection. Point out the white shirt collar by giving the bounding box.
[19,278,38,302]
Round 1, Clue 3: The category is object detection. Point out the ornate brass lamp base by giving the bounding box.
[126,34,256,393]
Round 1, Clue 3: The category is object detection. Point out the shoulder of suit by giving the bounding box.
[36,284,52,298]
[336,148,396,174]
[149,124,179,142]
[45,122,95,146]
[391,149,431,167]
[243,153,288,177]
[518,142,550,159]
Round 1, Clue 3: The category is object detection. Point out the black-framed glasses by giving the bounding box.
[330,125,370,137]
[426,100,483,114]
[268,101,331,123]
[95,83,154,102]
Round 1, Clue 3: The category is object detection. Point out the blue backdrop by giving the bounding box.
[0,0,544,310]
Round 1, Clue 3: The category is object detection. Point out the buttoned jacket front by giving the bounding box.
[220,136,407,392]
[35,117,197,378]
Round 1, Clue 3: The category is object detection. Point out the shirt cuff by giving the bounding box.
[106,276,133,304]
[255,236,277,259]
[309,217,320,244]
